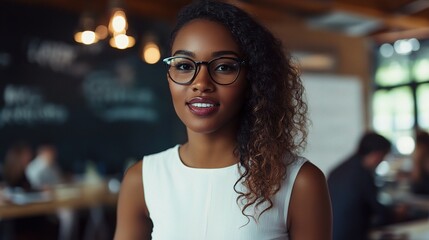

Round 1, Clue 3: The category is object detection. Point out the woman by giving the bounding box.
[115,1,332,239]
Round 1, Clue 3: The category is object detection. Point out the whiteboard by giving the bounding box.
[301,74,365,175]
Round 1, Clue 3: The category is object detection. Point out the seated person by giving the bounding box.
[410,130,429,195]
[2,142,33,191]
[328,132,393,240]
[1,142,59,240]
[25,144,62,190]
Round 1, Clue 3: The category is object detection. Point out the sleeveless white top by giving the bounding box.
[142,145,307,240]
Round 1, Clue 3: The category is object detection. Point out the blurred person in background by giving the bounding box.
[410,130,429,195]
[328,132,393,240]
[25,143,75,240]
[1,142,60,240]
[25,143,62,190]
[2,142,33,191]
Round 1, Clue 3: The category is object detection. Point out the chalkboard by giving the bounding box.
[0,3,186,175]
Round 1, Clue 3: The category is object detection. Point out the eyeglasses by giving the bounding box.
[163,56,246,85]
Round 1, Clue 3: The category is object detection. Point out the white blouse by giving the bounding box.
[142,145,307,240]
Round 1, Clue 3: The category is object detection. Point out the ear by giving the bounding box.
[363,151,386,170]
[373,151,387,160]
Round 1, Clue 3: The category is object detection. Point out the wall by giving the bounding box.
[232,4,374,172]
[233,2,373,127]
[267,18,373,126]
[0,3,186,175]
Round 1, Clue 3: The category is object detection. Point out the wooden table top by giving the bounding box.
[0,181,119,219]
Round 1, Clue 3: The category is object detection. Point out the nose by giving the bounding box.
[191,64,215,92]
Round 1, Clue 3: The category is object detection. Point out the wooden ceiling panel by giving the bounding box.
[7,0,192,21]
[335,0,415,12]
[250,0,332,15]
[4,0,429,40]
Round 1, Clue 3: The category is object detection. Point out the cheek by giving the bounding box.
[168,82,185,115]
[168,83,178,105]
[232,79,248,106]
[222,86,247,113]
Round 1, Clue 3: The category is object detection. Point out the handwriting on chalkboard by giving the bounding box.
[82,70,158,122]
[0,85,68,126]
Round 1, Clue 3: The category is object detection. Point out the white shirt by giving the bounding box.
[142,145,307,240]
[25,157,61,189]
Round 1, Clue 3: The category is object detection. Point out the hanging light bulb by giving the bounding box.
[142,42,161,64]
[95,25,109,40]
[106,0,136,50]
[110,33,135,49]
[140,33,161,64]
[109,9,128,34]
[81,31,97,45]
[74,12,99,45]
[74,0,137,50]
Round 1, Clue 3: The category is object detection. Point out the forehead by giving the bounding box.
[172,19,240,55]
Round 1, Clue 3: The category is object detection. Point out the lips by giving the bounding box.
[186,97,220,116]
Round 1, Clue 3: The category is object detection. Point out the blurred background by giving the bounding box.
[0,0,428,239]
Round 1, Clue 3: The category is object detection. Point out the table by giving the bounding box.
[370,191,429,240]
[0,180,119,240]
[370,219,429,240]
[0,181,118,219]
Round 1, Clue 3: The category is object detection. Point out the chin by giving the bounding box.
[186,124,220,135]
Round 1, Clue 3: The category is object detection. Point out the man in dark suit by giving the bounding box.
[328,132,392,240]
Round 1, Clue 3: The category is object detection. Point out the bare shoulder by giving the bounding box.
[118,160,147,215]
[288,161,332,240]
[123,160,143,187]
[114,159,152,240]
[294,161,327,193]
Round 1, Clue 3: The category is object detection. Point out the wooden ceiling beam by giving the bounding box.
[8,0,106,13]
[223,0,301,22]
[8,0,191,21]
[334,2,429,30]
[371,27,429,43]
[8,0,429,34]
[249,0,332,14]
[231,0,429,35]
[123,0,189,21]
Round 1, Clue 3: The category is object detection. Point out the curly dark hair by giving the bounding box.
[169,0,308,218]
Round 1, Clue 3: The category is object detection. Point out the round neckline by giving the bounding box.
[174,144,240,171]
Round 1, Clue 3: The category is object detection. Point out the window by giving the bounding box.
[372,39,429,155]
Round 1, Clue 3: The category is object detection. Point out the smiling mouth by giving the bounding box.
[189,102,219,108]
[186,99,220,116]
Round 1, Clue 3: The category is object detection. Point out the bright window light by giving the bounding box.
[396,136,415,155]
[417,85,429,129]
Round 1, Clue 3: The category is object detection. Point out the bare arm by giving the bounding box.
[114,160,153,240]
[288,162,332,240]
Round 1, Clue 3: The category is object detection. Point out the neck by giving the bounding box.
[180,128,239,168]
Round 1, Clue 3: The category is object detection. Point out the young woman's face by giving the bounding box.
[168,19,247,135]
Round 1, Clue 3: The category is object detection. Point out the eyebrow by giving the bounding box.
[172,50,240,58]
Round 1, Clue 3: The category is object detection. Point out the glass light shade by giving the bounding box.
[74,31,99,45]
[109,9,127,34]
[95,25,109,40]
[110,34,135,49]
[142,42,161,64]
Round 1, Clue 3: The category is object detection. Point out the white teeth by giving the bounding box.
[191,103,215,108]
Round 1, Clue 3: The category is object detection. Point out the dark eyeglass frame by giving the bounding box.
[163,56,246,85]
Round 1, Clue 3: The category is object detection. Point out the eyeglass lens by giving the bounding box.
[165,57,241,85]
